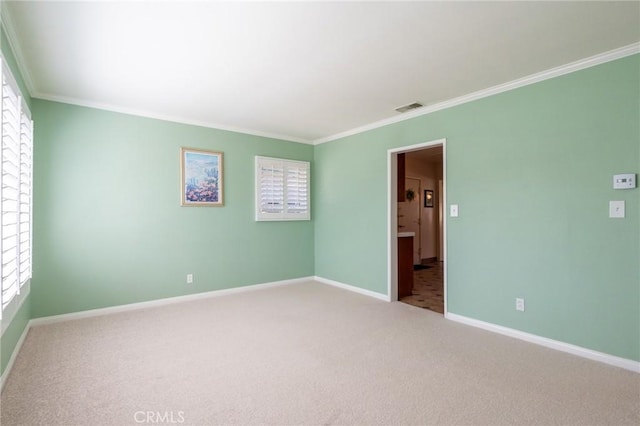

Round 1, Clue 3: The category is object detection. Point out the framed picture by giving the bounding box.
[180,147,224,206]
[424,189,434,208]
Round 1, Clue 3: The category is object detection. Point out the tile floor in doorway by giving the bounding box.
[400,261,444,314]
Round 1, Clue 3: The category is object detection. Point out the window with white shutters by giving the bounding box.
[255,156,310,221]
[19,108,32,287]
[1,60,33,318]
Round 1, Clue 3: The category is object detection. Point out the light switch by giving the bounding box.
[609,201,625,218]
[450,204,459,217]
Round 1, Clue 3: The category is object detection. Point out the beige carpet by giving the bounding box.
[1,281,639,425]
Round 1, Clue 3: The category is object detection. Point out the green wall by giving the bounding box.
[31,100,314,317]
[314,55,640,361]
[1,31,638,377]
[1,296,30,375]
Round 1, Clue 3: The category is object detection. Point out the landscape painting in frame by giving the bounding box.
[181,148,224,206]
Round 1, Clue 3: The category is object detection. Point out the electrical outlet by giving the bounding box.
[186,274,193,284]
[516,298,525,312]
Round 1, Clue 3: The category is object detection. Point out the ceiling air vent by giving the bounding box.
[395,102,423,113]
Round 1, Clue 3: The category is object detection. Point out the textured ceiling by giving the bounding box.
[3,1,639,143]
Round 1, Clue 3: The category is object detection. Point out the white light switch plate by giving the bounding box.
[609,201,625,218]
[450,204,459,217]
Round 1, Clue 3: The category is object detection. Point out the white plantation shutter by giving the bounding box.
[1,61,33,316]
[2,73,20,311]
[285,163,309,215]
[258,158,285,215]
[19,109,33,286]
[255,156,310,221]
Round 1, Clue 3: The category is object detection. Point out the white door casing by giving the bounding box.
[387,138,446,312]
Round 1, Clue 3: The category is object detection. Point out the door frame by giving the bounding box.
[387,138,447,315]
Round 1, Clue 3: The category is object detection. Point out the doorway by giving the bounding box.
[388,139,447,315]
[398,177,422,264]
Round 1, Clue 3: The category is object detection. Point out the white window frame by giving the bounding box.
[255,156,310,221]
[1,57,33,324]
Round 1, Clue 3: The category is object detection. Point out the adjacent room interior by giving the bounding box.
[397,146,445,314]
[0,2,639,425]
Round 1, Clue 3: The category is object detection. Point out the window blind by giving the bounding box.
[19,108,32,287]
[255,156,310,221]
[286,164,309,215]
[1,61,33,316]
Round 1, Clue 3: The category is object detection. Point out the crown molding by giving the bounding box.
[1,2,310,145]
[34,92,313,145]
[3,0,637,148]
[0,1,37,97]
[313,42,640,145]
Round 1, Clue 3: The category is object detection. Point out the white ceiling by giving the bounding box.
[3,1,639,144]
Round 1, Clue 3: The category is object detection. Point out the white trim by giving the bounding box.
[2,3,309,145]
[388,151,398,302]
[0,3,37,97]
[442,145,447,314]
[30,276,314,326]
[314,43,640,145]
[3,281,636,393]
[4,0,636,150]
[0,319,31,392]
[314,276,390,302]
[4,0,637,149]
[3,276,383,388]
[255,156,311,221]
[3,2,309,145]
[3,277,313,389]
[446,312,640,374]
[33,93,312,145]
[387,139,447,314]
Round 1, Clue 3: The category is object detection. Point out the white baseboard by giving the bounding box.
[31,276,314,326]
[314,276,390,301]
[6,279,636,394]
[0,320,31,392]
[446,312,640,374]
[3,277,313,391]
